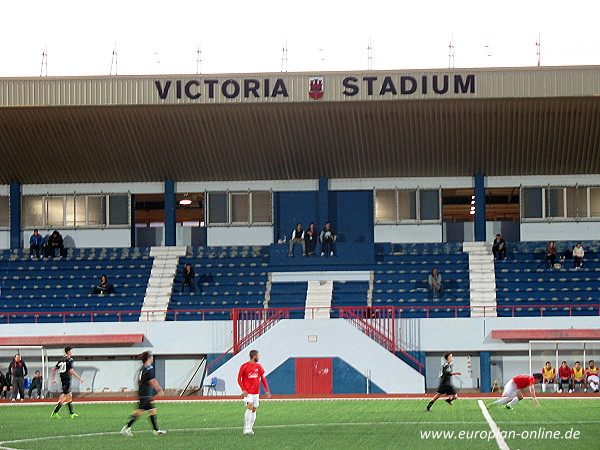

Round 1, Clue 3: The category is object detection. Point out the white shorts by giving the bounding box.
[588,375,599,384]
[243,393,260,408]
[502,379,519,398]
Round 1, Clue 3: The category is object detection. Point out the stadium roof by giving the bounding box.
[1,66,599,184]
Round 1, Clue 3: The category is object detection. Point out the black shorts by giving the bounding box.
[437,384,456,396]
[138,397,155,411]
[61,381,71,395]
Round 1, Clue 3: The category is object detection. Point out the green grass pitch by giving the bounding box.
[0,399,597,449]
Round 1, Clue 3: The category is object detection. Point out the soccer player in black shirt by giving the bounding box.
[121,351,166,436]
[50,346,84,419]
[425,352,462,412]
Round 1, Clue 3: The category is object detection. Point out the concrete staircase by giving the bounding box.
[305,280,333,319]
[140,246,188,321]
[463,242,497,317]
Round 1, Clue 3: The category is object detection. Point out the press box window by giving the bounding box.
[207,191,273,226]
[0,197,8,228]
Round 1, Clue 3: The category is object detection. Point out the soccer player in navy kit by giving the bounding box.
[121,351,166,436]
[50,346,84,419]
[425,353,462,412]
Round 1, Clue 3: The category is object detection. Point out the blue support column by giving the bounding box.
[130,194,136,247]
[273,192,280,242]
[474,174,486,241]
[164,180,176,246]
[480,351,491,393]
[318,177,329,226]
[9,182,21,250]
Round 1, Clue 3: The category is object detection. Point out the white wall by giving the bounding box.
[375,224,442,243]
[21,182,163,195]
[1,316,599,392]
[331,177,473,190]
[0,320,232,392]
[207,226,274,246]
[210,319,425,394]
[21,228,130,249]
[520,221,600,241]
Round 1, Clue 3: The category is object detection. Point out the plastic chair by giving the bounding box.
[205,376,217,396]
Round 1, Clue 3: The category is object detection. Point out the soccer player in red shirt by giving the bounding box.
[238,349,270,435]
[489,373,543,409]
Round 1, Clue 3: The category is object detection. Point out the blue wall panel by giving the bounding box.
[266,358,296,395]
[329,191,374,243]
[275,192,319,242]
[332,357,384,394]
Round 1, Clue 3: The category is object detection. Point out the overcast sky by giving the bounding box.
[1,0,599,77]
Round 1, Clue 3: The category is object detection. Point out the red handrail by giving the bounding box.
[0,304,599,325]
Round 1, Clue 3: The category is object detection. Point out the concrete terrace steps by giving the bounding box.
[140,246,188,321]
[463,242,497,317]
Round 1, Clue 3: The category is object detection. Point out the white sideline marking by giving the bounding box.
[478,400,509,450]
[2,417,599,447]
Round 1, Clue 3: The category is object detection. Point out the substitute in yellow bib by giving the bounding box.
[541,361,557,392]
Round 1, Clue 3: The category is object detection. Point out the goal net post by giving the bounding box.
[529,340,600,379]
[0,346,49,398]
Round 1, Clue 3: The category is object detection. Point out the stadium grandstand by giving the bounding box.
[1,65,600,395]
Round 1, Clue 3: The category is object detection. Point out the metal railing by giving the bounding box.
[1,304,599,325]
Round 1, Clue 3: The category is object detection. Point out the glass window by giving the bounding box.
[231,193,250,223]
[398,190,417,220]
[522,188,543,219]
[578,188,588,217]
[0,197,9,228]
[46,197,64,227]
[22,196,43,227]
[88,196,106,226]
[375,190,396,222]
[251,191,271,223]
[208,192,228,224]
[590,188,600,217]
[566,187,579,218]
[108,195,129,225]
[419,190,440,221]
[546,188,565,218]
[65,196,86,227]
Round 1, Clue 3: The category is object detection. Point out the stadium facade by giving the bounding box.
[1,66,599,394]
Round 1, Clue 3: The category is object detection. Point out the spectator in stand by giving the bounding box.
[0,370,9,398]
[572,361,586,392]
[573,243,584,269]
[305,223,319,256]
[46,230,64,257]
[541,361,558,393]
[545,241,557,269]
[180,263,196,293]
[288,223,305,257]
[28,370,43,399]
[91,274,113,295]
[586,360,599,393]
[557,361,572,393]
[8,354,28,401]
[29,229,45,258]
[320,222,337,257]
[428,267,443,299]
[492,234,507,260]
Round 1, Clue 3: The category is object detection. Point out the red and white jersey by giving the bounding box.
[512,374,536,390]
[238,361,269,395]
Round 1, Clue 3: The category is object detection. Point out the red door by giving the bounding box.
[295,358,332,395]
